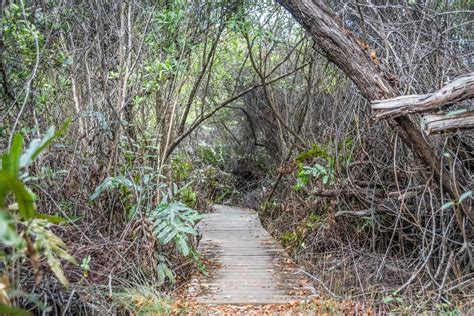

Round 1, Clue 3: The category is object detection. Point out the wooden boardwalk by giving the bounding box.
[187,205,315,305]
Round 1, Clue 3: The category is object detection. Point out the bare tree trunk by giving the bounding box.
[276,0,472,223]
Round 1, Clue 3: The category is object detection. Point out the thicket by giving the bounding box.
[0,0,472,314]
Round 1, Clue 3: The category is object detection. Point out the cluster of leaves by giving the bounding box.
[2,3,44,71]
[90,172,203,285]
[294,140,354,190]
[0,124,76,313]
[294,163,334,190]
[150,196,203,284]
[171,155,193,182]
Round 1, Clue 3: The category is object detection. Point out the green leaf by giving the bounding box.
[383,296,394,303]
[19,121,70,169]
[33,213,66,224]
[157,226,173,242]
[0,302,31,316]
[176,235,189,256]
[0,173,36,220]
[157,263,175,284]
[2,134,24,177]
[0,210,24,248]
[162,229,177,244]
[89,176,140,201]
[323,175,329,185]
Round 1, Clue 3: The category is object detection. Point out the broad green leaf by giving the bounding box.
[0,211,24,248]
[0,173,36,220]
[162,230,177,244]
[383,296,395,303]
[19,120,70,169]
[157,263,175,284]
[2,134,24,177]
[323,175,329,185]
[157,226,173,241]
[33,213,66,224]
[176,235,189,256]
[90,176,140,201]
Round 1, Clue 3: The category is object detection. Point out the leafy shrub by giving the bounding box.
[0,124,76,313]
[294,162,334,190]
[149,198,203,284]
[171,155,193,182]
[196,145,225,168]
[178,186,197,207]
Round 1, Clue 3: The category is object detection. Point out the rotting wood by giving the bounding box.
[372,73,474,118]
[422,111,474,135]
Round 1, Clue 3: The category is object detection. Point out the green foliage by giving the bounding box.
[0,302,31,316]
[28,219,77,287]
[81,255,91,276]
[294,163,335,190]
[2,2,44,67]
[171,155,193,182]
[0,211,24,248]
[383,294,403,304]
[90,176,141,201]
[281,231,301,249]
[294,139,355,191]
[196,145,225,168]
[151,200,203,257]
[295,143,330,163]
[0,125,75,312]
[149,196,203,284]
[178,186,197,207]
[304,213,322,230]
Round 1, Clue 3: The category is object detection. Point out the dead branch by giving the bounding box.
[372,73,474,118]
[335,209,373,218]
[421,111,474,135]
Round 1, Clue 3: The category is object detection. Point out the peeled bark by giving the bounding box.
[276,0,472,223]
[372,73,474,118]
[422,111,474,135]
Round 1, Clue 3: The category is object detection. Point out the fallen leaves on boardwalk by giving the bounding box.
[169,297,376,315]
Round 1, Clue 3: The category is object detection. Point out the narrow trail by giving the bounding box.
[187,205,315,305]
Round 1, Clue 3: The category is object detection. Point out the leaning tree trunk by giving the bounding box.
[276,0,472,224]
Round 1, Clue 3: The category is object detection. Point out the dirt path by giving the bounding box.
[187,205,315,305]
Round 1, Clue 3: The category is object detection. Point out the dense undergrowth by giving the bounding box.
[1,0,473,314]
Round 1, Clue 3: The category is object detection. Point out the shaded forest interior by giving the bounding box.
[0,0,473,314]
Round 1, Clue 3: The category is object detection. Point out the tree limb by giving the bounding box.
[422,111,474,135]
[372,73,474,118]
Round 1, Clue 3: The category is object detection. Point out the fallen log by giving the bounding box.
[335,209,373,218]
[422,110,474,135]
[372,73,474,118]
